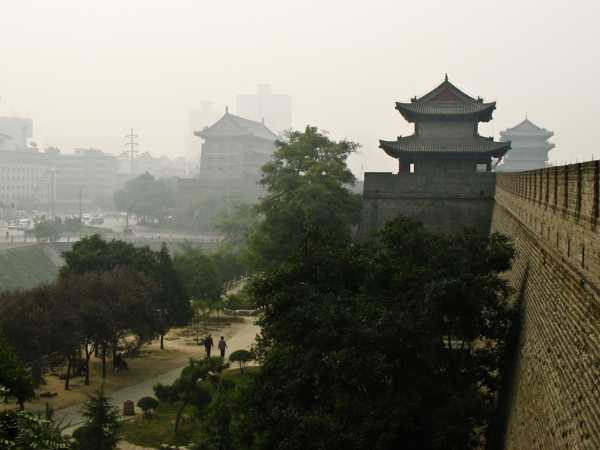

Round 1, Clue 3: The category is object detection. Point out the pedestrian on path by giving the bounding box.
[218,336,228,358]
[205,334,214,357]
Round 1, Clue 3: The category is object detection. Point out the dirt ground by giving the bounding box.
[17,317,249,414]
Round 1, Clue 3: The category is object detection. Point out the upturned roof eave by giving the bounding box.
[379,140,511,158]
[396,102,496,123]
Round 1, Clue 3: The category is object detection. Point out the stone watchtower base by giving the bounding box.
[356,171,497,240]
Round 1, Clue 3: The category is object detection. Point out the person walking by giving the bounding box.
[205,334,214,357]
[218,336,228,358]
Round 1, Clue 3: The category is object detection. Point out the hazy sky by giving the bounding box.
[1,0,598,178]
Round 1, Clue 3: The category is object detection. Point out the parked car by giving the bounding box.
[7,223,16,230]
[89,217,104,225]
[16,223,27,231]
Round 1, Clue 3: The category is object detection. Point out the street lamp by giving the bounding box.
[41,182,51,219]
[46,170,59,222]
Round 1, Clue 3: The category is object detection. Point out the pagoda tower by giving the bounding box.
[495,118,554,172]
[380,75,510,173]
[357,76,508,239]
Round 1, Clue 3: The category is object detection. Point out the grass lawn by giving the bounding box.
[119,367,259,449]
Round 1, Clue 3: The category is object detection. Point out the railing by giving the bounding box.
[2,233,223,245]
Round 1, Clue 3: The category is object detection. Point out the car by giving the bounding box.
[16,224,27,231]
[89,217,104,225]
[7,223,16,230]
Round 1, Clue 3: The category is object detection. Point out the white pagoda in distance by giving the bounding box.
[496,118,554,172]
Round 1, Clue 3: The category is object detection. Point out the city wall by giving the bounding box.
[491,162,600,449]
[357,172,496,240]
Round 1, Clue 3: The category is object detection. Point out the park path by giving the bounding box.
[60,317,261,445]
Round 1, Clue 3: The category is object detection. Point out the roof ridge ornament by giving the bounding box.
[445,73,448,82]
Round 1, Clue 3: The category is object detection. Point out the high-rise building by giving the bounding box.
[236,84,291,136]
[0,117,33,151]
[186,101,222,161]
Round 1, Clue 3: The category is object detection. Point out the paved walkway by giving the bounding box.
[61,318,261,435]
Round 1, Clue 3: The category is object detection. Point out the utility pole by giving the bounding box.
[125,128,139,176]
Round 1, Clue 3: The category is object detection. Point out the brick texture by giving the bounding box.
[492,161,600,449]
[357,172,496,240]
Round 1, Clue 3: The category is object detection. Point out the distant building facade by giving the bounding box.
[0,148,51,214]
[358,76,510,239]
[495,118,554,172]
[195,110,279,182]
[175,111,279,229]
[237,84,291,136]
[52,148,118,211]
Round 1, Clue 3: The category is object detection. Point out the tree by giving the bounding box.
[136,397,159,419]
[183,190,248,233]
[214,202,259,253]
[173,245,223,304]
[238,219,516,449]
[34,219,60,244]
[0,284,81,382]
[154,357,228,434]
[0,332,38,410]
[60,269,158,384]
[0,408,72,449]
[73,384,121,450]
[245,126,362,273]
[113,173,175,226]
[228,350,252,374]
[60,235,189,352]
[151,244,193,349]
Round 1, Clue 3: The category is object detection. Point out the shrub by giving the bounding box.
[136,397,159,419]
[228,350,252,374]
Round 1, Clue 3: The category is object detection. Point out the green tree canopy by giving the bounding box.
[0,408,72,449]
[183,190,249,233]
[34,219,60,244]
[59,235,191,349]
[154,357,228,434]
[0,332,38,410]
[238,218,516,449]
[73,384,121,450]
[173,244,223,304]
[245,126,361,273]
[113,173,175,225]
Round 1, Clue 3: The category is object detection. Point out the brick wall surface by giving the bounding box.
[491,161,600,449]
[357,172,496,239]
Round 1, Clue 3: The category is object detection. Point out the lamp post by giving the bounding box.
[0,182,7,226]
[41,182,51,220]
[46,170,59,222]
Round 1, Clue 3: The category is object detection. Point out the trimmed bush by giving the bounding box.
[137,396,159,419]
[229,350,252,374]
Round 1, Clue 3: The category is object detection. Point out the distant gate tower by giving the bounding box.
[495,118,554,172]
[357,76,511,239]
